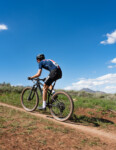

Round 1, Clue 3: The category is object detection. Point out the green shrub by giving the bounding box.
[0,82,24,93]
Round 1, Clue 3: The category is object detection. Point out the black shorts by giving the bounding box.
[44,68,62,86]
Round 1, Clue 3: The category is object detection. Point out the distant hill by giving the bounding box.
[80,88,105,94]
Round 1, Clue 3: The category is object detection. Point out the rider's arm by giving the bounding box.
[30,69,42,79]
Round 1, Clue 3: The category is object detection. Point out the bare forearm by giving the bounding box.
[31,73,40,79]
[30,69,42,79]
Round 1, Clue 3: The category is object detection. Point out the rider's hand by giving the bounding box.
[28,77,32,80]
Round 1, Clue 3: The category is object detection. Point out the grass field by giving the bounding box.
[0,90,116,111]
[0,83,116,129]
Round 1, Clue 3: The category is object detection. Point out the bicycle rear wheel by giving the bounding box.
[21,87,39,112]
[50,91,74,121]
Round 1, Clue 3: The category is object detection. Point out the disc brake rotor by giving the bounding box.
[58,102,65,112]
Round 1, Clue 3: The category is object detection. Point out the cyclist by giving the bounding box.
[28,54,62,110]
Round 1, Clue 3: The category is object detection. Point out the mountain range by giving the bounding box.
[80,88,105,94]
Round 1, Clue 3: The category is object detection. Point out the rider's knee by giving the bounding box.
[49,85,52,90]
[43,84,49,92]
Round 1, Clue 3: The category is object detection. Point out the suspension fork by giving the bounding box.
[27,85,37,101]
[38,84,43,97]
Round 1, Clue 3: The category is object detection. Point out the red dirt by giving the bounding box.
[1,102,116,150]
[74,107,116,123]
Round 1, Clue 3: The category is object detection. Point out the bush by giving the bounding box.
[65,90,116,101]
[0,82,24,93]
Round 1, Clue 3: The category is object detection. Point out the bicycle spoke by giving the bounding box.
[50,91,74,121]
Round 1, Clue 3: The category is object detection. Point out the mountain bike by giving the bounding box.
[21,78,74,121]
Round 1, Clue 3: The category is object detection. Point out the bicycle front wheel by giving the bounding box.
[50,91,74,121]
[21,87,39,112]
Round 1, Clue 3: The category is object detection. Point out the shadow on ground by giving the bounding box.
[68,114,114,127]
[35,108,114,127]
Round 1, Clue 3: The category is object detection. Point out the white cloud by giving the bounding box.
[64,73,116,93]
[108,65,116,69]
[105,86,116,89]
[107,58,116,69]
[108,65,113,69]
[111,58,116,63]
[100,30,116,45]
[0,24,8,31]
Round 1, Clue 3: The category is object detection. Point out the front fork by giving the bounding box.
[27,86,37,101]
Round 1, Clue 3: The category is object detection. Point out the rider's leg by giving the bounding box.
[49,85,52,90]
[49,85,56,94]
[42,84,49,108]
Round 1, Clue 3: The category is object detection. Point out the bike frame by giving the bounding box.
[30,78,56,108]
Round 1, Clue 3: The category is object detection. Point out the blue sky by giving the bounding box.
[0,0,116,93]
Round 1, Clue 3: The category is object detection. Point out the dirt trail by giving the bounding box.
[1,102,116,143]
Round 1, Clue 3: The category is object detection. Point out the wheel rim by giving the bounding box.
[51,93,72,120]
[22,88,38,111]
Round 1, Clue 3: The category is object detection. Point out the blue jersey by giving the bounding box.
[39,59,60,72]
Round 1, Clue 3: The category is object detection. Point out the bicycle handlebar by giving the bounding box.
[36,78,46,82]
[28,77,46,82]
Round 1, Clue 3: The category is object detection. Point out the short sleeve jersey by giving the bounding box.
[39,59,60,72]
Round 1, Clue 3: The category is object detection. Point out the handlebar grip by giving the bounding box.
[28,77,32,80]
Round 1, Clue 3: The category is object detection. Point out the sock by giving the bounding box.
[52,90,55,95]
[43,100,46,108]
